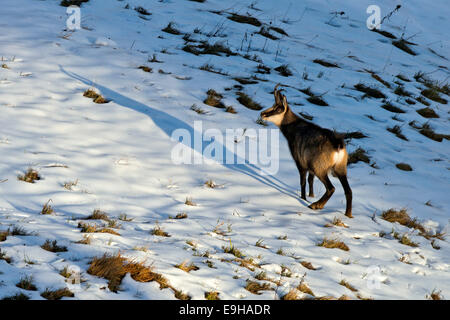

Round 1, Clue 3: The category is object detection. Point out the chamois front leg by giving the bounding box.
[297,164,307,200]
[309,174,335,210]
[308,173,315,197]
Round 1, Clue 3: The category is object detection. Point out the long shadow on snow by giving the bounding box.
[60,66,305,204]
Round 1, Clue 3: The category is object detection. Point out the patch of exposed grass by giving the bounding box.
[416,96,431,106]
[399,234,419,247]
[348,147,370,164]
[343,131,368,140]
[17,168,40,183]
[16,276,37,291]
[170,212,188,220]
[41,287,74,300]
[40,200,54,215]
[183,41,236,56]
[185,197,196,206]
[41,239,68,253]
[190,104,209,115]
[396,74,411,82]
[317,237,349,251]
[409,121,449,142]
[427,290,443,300]
[300,261,317,270]
[381,101,405,113]
[60,0,89,7]
[151,224,170,237]
[339,280,357,292]
[387,125,408,141]
[175,261,199,273]
[274,64,292,77]
[257,26,279,40]
[138,65,152,73]
[298,111,313,121]
[307,95,328,106]
[225,106,237,114]
[371,28,396,39]
[381,208,426,235]
[324,217,348,228]
[78,222,120,236]
[86,209,110,221]
[0,248,12,263]
[227,13,262,26]
[354,83,386,99]
[421,88,447,104]
[162,22,181,35]
[256,64,270,74]
[223,242,244,258]
[245,280,272,295]
[394,85,412,97]
[205,291,220,300]
[313,59,339,68]
[134,6,151,16]
[233,77,258,85]
[204,89,225,108]
[396,163,413,171]
[281,289,299,300]
[2,293,30,300]
[83,89,109,104]
[236,92,263,110]
[416,107,439,118]
[392,39,416,56]
[370,73,391,88]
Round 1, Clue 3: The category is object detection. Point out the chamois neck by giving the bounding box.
[281,107,299,126]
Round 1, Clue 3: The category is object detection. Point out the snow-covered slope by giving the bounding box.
[0,0,449,300]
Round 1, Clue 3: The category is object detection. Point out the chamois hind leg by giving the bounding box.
[309,174,335,210]
[338,175,353,218]
[308,173,315,197]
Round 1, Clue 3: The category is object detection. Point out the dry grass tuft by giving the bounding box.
[138,65,152,73]
[83,89,109,104]
[325,217,348,228]
[86,209,110,221]
[387,125,408,141]
[18,168,41,183]
[416,107,439,119]
[392,39,416,56]
[184,197,196,206]
[41,287,74,300]
[41,239,68,253]
[2,293,30,300]
[381,208,426,233]
[204,89,225,108]
[317,237,349,251]
[354,83,386,99]
[313,59,339,68]
[0,248,12,263]
[60,0,89,7]
[162,22,182,35]
[170,212,188,219]
[88,254,167,292]
[427,289,443,300]
[300,261,317,270]
[348,147,370,164]
[16,276,37,291]
[175,261,199,273]
[298,281,315,296]
[396,163,413,171]
[399,234,419,247]
[245,280,272,295]
[222,242,244,258]
[41,200,54,215]
[381,101,405,113]
[339,279,358,292]
[274,64,293,77]
[281,289,299,300]
[236,92,263,110]
[227,13,261,26]
[78,222,120,236]
[205,291,220,300]
[421,88,447,104]
[151,224,170,237]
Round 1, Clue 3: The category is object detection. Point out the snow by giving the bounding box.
[0,0,449,300]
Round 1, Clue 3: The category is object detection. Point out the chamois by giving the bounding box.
[260,85,353,217]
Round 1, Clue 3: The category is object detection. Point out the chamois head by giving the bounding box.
[260,84,291,127]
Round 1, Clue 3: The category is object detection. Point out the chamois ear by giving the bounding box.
[282,95,288,111]
[274,84,282,105]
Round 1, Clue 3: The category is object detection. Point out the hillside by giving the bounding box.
[0,0,449,300]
